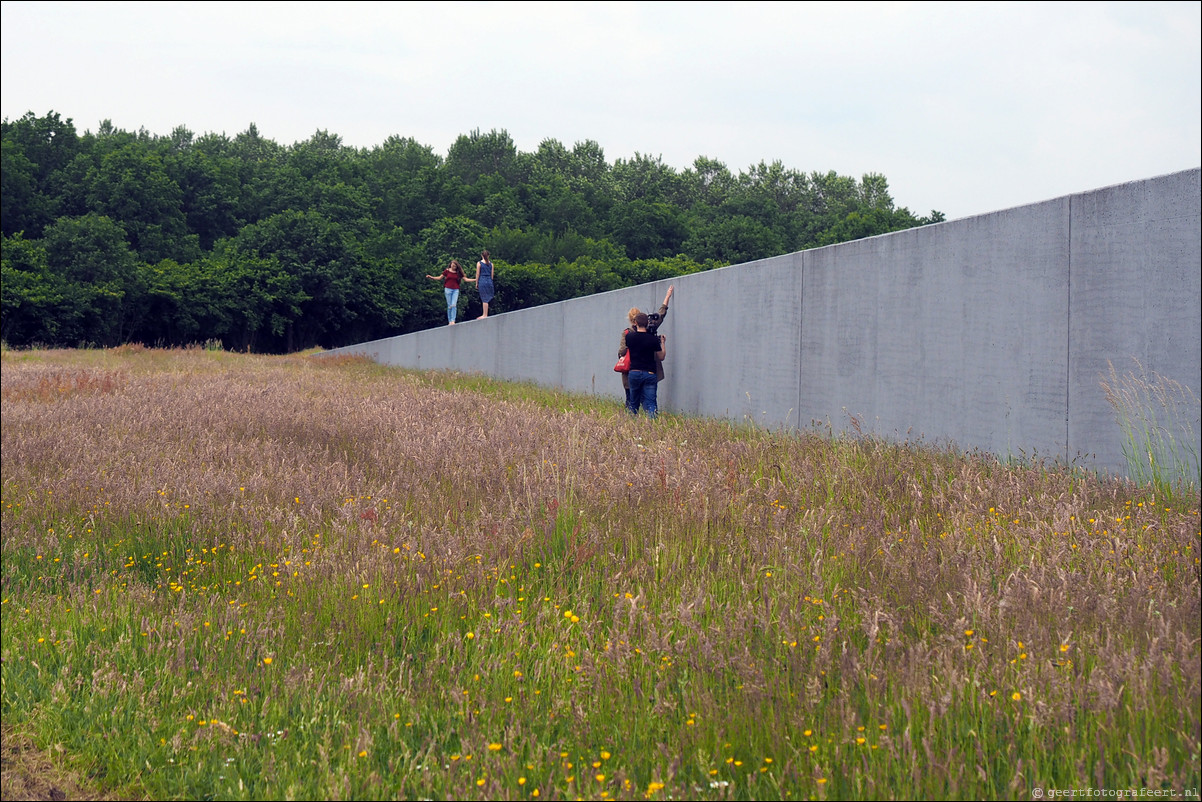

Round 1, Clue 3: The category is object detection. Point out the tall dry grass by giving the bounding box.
[2,345,1199,800]
[1101,358,1200,495]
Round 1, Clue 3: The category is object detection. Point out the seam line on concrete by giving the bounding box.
[798,252,805,431]
[1065,194,1073,466]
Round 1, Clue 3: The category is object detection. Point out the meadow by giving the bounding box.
[1,346,1198,801]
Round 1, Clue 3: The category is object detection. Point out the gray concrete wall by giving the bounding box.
[327,168,1201,480]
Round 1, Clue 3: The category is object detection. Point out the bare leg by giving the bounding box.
[481,302,489,318]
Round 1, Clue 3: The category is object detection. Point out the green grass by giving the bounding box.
[2,346,1199,800]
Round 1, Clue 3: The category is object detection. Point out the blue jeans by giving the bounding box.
[627,370,658,418]
[444,288,460,322]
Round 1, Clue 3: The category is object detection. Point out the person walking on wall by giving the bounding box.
[474,250,496,318]
[426,259,469,325]
[625,312,666,418]
[617,285,673,405]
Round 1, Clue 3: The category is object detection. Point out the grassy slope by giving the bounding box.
[2,346,1199,800]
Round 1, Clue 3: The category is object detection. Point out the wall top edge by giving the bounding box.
[322,167,1200,347]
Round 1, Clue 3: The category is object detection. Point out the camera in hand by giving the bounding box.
[646,312,663,334]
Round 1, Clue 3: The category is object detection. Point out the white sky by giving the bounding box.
[2,0,1199,221]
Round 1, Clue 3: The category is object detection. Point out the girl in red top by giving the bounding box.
[426,259,472,325]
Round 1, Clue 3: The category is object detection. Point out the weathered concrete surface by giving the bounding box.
[327,168,1201,480]
[1067,169,1202,474]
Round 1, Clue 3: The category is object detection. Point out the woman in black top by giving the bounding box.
[625,312,666,418]
[617,285,673,405]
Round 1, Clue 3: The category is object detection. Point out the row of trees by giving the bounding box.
[1,111,943,352]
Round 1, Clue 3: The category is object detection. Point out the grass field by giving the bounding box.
[1,346,1198,800]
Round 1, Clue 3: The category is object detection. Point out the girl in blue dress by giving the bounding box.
[475,250,495,318]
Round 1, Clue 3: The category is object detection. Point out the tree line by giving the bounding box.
[1,111,944,352]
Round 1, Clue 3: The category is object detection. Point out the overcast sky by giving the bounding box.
[3,0,1199,221]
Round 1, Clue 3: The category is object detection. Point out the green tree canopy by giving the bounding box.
[1,112,943,351]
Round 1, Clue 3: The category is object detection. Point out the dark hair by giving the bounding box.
[634,312,649,328]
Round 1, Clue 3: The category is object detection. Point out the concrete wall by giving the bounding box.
[327,168,1201,480]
